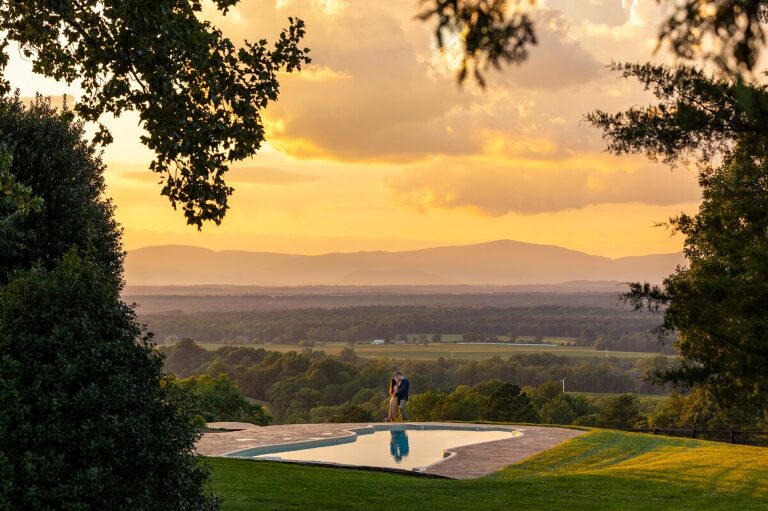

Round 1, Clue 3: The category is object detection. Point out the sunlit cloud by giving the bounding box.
[386,154,699,215]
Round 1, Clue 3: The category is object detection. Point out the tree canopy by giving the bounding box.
[629,139,768,411]
[586,62,768,167]
[418,0,536,86]
[0,0,311,228]
[480,382,537,422]
[596,394,641,429]
[657,0,768,77]
[176,373,271,426]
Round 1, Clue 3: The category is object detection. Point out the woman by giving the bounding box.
[385,373,400,422]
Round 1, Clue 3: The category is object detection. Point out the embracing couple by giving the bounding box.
[385,371,409,422]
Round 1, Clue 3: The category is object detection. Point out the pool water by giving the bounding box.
[229,426,519,471]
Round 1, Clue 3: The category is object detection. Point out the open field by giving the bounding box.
[126,287,630,314]
[405,334,578,345]
[209,430,768,511]
[189,341,671,361]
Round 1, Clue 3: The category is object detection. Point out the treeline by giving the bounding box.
[161,340,673,424]
[407,383,643,428]
[163,341,766,431]
[407,383,767,431]
[181,370,760,431]
[146,305,669,352]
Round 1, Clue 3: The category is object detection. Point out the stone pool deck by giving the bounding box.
[198,422,586,479]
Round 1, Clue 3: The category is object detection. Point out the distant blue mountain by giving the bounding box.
[125,240,684,286]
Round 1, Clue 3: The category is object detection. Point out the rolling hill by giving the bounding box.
[124,240,684,286]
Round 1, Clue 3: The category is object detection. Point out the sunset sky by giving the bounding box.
[6,0,700,257]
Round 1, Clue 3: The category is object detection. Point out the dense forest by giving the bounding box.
[146,305,670,353]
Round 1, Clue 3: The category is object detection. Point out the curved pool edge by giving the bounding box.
[219,423,523,460]
[239,457,456,479]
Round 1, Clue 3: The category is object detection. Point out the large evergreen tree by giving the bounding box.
[0,97,218,509]
[0,252,218,510]
[588,63,768,411]
[0,94,122,284]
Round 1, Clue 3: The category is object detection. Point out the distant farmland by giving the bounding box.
[191,341,673,362]
[142,303,668,354]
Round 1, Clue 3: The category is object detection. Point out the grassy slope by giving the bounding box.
[208,430,768,511]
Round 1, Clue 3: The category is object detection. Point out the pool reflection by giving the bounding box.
[389,430,410,463]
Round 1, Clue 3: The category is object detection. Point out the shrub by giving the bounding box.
[598,394,642,429]
[328,404,374,423]
[176,374,271,426]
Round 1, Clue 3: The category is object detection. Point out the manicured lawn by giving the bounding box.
[195,341,670,362]
[208,430,768,511]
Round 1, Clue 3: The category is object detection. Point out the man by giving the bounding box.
[395,371,409,421]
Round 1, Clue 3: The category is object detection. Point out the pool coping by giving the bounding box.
[231,457,456,478]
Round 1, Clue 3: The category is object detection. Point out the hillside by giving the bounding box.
[125,240,685,286]
[210,430,768,511]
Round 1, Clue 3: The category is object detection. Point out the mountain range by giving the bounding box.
[124,240,685,287]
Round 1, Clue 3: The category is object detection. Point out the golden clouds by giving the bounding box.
[386,154,700,215]
[8,0,697,257]
[480,131,559,157]
[253,2,471,162]
[250,5,607,163]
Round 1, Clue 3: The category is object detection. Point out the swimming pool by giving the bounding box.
[222,424,521,472]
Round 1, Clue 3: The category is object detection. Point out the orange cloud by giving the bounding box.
[386,154,700,215]
[206,2,575,164]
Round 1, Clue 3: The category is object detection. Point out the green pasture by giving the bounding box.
[193,341,671,362]
[405,334,578,345]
